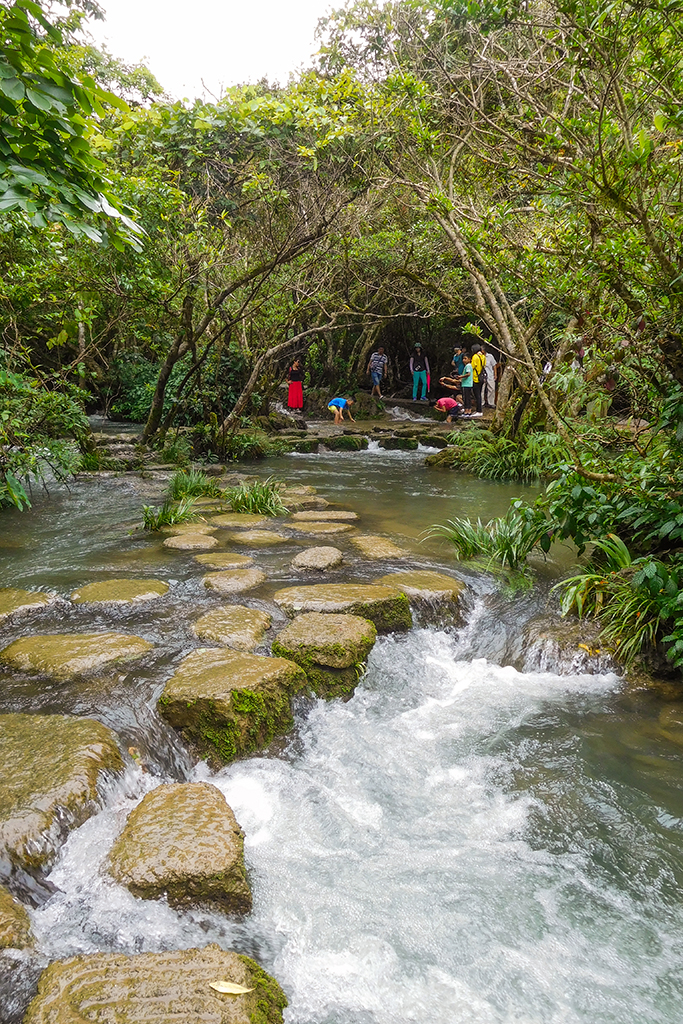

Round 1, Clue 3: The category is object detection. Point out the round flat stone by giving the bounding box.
[71,579,168,605]
[290,510,358,522]
[351,535,409,559]
[163,533,218,550]
[273,583,411,633]
[226,530,287,546]
[291,546,343,570]
[162,523,216,536]
[0,588,55,622]
[375,570,465,601]
[193,605,271,649]
[202,568,266,594]
[0,632,153,680]
[211,513,268,528]
[293,522,354,535]
[272,612,376,668]
[194,552,254,569]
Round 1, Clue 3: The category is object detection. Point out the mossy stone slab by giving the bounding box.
[162,523,216,536]
[0,588,55,622]
[290,510,358,522]
[0,884,32,948]
[23,944,287,1024]
[202,569,266,594]
[193,606,271,650]
[0,633,153,680]
[375,570,466,602]
[211,513,268,528]
[273,583,411,633]
[226,530,288,546]
[291,546,343,570]
[0,713,123,876]
[194,552,253,570]
[71,579,168,605]
[163,533,218,551]
[158,649,306,766]
[108,782,251,913]
[351,535,409,559]
[292,521,354,536]
[272,612,376,669]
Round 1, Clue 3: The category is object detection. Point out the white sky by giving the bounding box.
[89,0,335,101]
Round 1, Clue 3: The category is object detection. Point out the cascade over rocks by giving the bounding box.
[0,884,32,948]
[291,546,343,570]
[23,945,287,1024]
[0,633,153,680]
[272,612,376,698]
[0,714,123,881]
[273,583,412,633]
[108,783,251,913]
[158,649,306,766]
[202,569,266,594]
[0,589,55,622]
[71,579,168,605]
[163,533,218,550]
[351,535,409,559]
[193,606,271,650]
[194,552,253,569]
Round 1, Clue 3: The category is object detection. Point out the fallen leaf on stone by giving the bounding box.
[209,981,254,995]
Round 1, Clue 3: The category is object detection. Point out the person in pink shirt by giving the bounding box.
[434,396,463,423]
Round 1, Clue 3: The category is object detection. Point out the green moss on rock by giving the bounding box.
[0,588,55,622]
[0,632,153,680]
[0,884,32,948]
[71,578,168,605]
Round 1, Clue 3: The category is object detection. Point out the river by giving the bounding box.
[2,449,683,1023]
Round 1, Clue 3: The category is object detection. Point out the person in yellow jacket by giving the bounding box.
[471,345,487,413]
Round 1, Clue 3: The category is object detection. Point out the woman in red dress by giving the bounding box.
[287,358,304,410]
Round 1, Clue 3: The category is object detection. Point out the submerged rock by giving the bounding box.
[0,633,153,680]
[194,552,254,570]
[226,530,288,546]
[290,510,358,522]
[291,546,343,570]
[202,569,266,594]
[272,612,376,698]
[71,579,168,605]
[210,513,268,528]
[0,885,32,948]
[23,944,287,1024]
[193,606,271,650]
[273,583,411,633]
[163,533,218,550]
[108,783,251,913]
[0,714,123,880]
[351,535,409,559]
[292,521,354,535]
[0,589,55,623]
[158,649,306,765]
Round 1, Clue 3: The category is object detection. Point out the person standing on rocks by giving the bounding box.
[483,346,498,408]
[287,358,304,410]
[367,346,388,398]
[470,344,486,414]
[410,343,430,402]
[327,396,356,425]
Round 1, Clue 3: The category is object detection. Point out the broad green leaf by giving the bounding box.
[0,77,25,102]
[654,111,667,132]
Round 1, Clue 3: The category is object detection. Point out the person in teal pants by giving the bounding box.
[410,343,430,401]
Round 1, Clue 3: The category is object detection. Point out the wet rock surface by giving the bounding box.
[291,546,343,570]
[292,521,354,535]
[193,605,271,650]
[226,529,287,546]
[0,632,153,680]
[163,533,218,550]
[0,714,123,880]
[290,510,358,522]
[273,612,376,699]
[0,589,55,622]
[23,944,287,1024]
[210,513,268,528]
[351,535,409,559]
[108,782,251,912]
[376,570,465,601]
[273,583,412,633]
[162,523,217,536]
[202,568,267,594]
[0,884,32,948]
[194,552,254,569]
[71,578,169,605]
[158,649,306,765]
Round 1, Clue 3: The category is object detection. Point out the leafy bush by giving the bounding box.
[167,468,222,501]
[141,496,201,531]
[156,435,192,466]
[427,501,553,572]
[225,478,289,516]
[442,429,569,483]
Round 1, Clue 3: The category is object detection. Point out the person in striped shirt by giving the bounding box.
[367,346,388,398]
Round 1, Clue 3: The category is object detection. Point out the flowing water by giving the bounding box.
[2,450,683,1023]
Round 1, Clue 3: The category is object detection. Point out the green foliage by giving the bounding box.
[166,468,222,501]
[222,431,288,461]
[426,500,552,573]
[156,435,192,467]
[443,429,569,482]
[225,478,289,516]
[141,495,200,531]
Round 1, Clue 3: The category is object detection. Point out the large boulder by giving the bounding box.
[272,612,376,698]
[0,884,32,948]
[0,714,123,881]
[202,569,266,594]
[0,588,55,623]
[163,533,218,550]
[351,535,409,559]
[193,606,271,650]
[158,649,306,766]
[226,530,287,546]
[108,783,251,913]
[290,510,358,522]
[0,633,153,680]
[23,945,287,1024]
[291,546,343,571]
[273,583,411,633]
[194,552,254,569]
[211,513,268,528]
[71,579,168,605]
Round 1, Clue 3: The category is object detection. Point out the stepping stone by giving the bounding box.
[71,578,168,605]
[290,510,358,521]
[226,530,287,546]
[194,552,254,569]
[108,782,251,913]
[0,633,153,680]
[0,714,123,877]
[272,612,376,699]
[210,513,268,528]
[351,535,409,559]
[158,649,306,765]
[162,523,216,536]
[163,533,218,550]
[293,522,354,535]
[291,546,343,570]
[0,884,32,948]
[193,605,271,650]
[273,583,411,633]
[202,568,266,594]
[0,588,55,622]
[376,570,465,601]
[23,945,287,1024]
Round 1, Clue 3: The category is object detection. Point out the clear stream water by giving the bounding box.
[2,450,683,1023]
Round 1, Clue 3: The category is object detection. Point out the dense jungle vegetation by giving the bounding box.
[2,0,683,673]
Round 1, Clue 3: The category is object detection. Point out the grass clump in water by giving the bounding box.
[167,468,222,500]
[142,495,201,531]
[443,429,568,483]
[225,478,289,516]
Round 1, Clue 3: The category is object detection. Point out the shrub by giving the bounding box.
[426,501,553,572]
[225,478,289,516]
[167,468,222,501]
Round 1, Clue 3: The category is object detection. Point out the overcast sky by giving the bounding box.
[89,0,335,101]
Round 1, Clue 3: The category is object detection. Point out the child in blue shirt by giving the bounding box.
[327,397,355,425]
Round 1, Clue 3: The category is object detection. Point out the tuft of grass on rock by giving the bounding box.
[167,468,222,501]
[142,495,201,531]
[225,478,289,516]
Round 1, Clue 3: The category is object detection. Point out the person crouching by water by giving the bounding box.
[327,396,355,425]
[434,395,463,423]
[287,358,304,410]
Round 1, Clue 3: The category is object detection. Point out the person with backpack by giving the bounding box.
[410,343,430,402]
[471,344,487,413]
